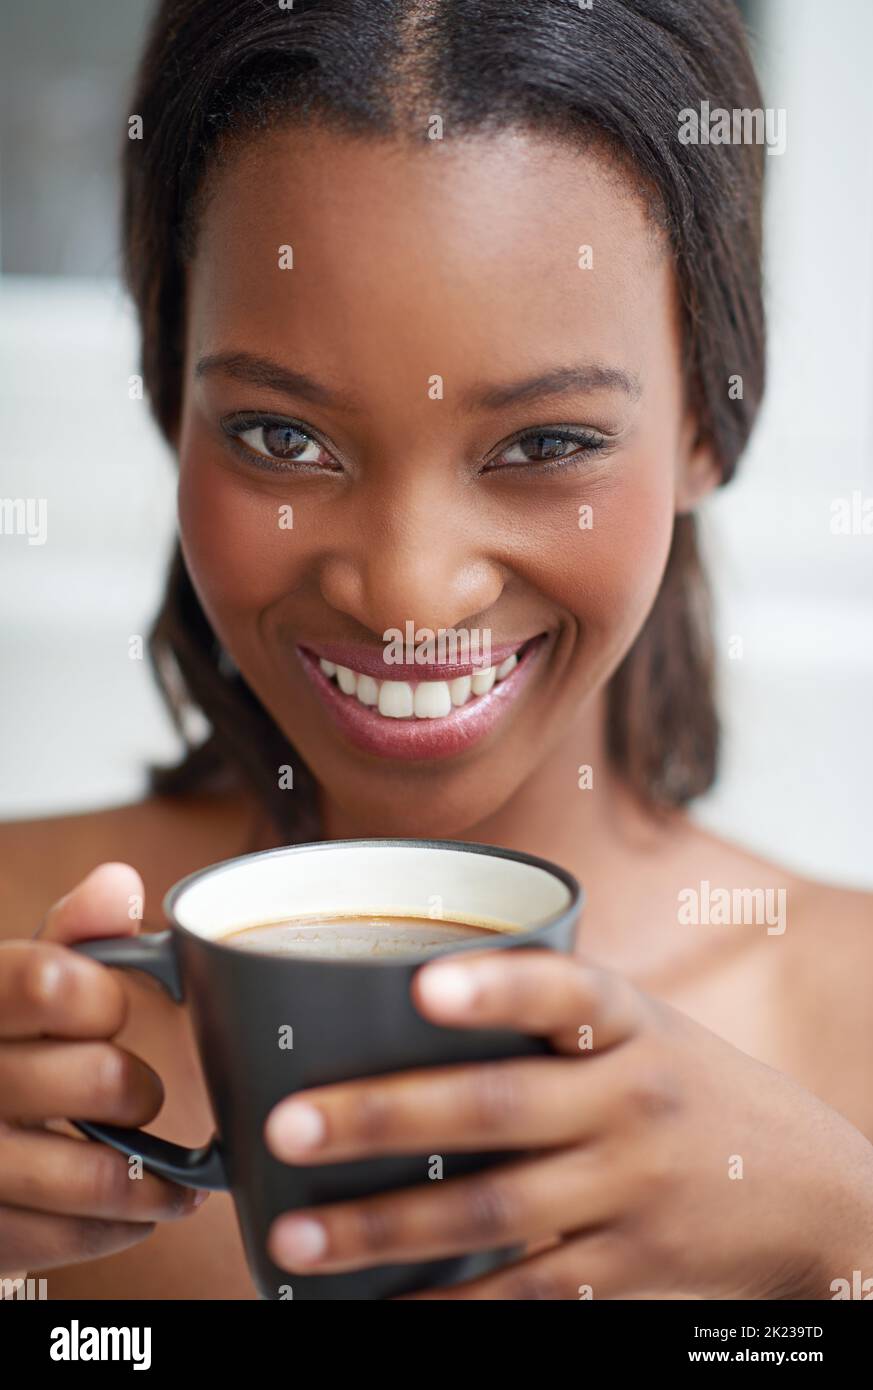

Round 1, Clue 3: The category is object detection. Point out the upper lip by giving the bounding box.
[298,636,543,683]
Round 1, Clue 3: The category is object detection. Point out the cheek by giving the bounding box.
[177,453,300,629]
[547,454,676,648]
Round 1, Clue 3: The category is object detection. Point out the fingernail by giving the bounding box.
[274,1216,328,1268]
[418,963,477,1013]
[191,1190,210,1207]
[270,1102,326,1154]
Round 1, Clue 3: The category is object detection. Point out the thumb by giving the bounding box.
[37,862,147,945]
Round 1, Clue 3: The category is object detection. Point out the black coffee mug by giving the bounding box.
[70,838,582,1300]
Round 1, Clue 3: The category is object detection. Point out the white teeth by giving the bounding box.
[470,665,496,695]
[336,664,358,695]
[414,680,452,718]
[317,643,528,721]
[355,674,379,706]
[378,680,414,718]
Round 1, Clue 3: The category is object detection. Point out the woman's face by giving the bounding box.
[176,125,716,835]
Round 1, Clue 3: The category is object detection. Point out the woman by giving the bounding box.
[1,0,871,1300]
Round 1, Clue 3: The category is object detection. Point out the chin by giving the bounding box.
[311,766,513,841]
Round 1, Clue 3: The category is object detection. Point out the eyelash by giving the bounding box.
[220,412,614,476]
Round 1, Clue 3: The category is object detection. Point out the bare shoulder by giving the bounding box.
[683,815,872,938]
[777,866,873,1013]
[0,790,266,938]
[663,815,872,1129]
[681,816,871,1049]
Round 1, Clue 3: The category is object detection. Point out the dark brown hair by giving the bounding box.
[122,0,765,836]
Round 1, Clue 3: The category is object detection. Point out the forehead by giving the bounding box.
[184,124,673,385]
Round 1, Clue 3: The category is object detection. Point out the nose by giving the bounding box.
[317,472,504,640]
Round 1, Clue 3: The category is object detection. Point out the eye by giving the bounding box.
[486,428,611,472]
[221,413,341,472]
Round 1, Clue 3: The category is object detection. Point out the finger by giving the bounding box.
[0,1041,163,1124]
[0,941,128,1040]
[0,1205,156,1276]
[267,1148,618,1275]
[397,1227,632,1300]
[38,863,145,945]
[412,949,646,1054]
[264,1050,634,1162]
[0,1124,207,1222]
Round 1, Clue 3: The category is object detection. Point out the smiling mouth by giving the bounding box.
[314,637,537,717]
[296,635,548,761]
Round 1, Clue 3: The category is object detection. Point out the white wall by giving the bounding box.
[693,0,873,886]
[0,278,183,813]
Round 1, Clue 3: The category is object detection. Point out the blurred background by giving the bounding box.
[1,0,871,884]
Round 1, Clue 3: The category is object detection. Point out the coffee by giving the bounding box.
[221,913,514,960]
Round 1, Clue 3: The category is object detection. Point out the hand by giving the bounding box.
[0,863,206,1279]
[263,949,873,1299]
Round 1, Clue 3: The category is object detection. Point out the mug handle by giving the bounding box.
[68,933,228,1191]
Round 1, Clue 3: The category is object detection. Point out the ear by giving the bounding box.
[675,414,721,514]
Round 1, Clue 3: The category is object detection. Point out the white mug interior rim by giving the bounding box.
[164,839,580,961]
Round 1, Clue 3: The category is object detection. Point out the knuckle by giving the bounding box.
[354,1200,397,1254]
[91,1047,160,1124]
[620,1060,681,1129]
[602,1146,682,1278]
[349,1087,394,1145]
[600,967,638,1022]
[615,972,644,1022]
[465,1064,525,1132]
[87,1146,131,1211]
[93,1046,131,1108]
[456,1177,520,1244]
[497,963,533,1019]
[573,962,637,1041]
[575,960,614,1007]
[504,1266,567,1300]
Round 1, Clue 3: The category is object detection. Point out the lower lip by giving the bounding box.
[296,637,548,762]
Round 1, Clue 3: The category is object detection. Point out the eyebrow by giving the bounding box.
[194,351,642,411]
[194,351,362,410]
[463,364,642,410]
